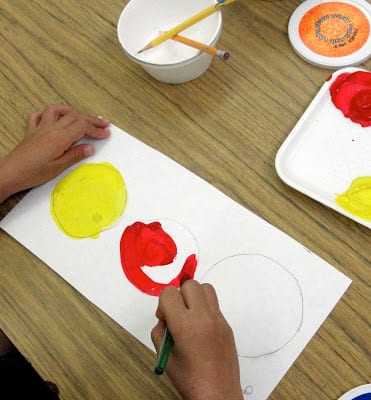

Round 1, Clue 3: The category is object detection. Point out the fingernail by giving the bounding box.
[84,145,95,157]
[98,115,110,125]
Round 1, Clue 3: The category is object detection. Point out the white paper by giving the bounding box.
[0,125,351,400]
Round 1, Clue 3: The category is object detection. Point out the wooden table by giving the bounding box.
[0,1,370,398]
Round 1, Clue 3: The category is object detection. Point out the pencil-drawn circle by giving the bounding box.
[243,385,254,395]
[201,254,303,358]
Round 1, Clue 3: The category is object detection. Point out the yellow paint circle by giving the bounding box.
[50,163,127,239]
[336,176,371,221]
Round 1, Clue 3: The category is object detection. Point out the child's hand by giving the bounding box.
[0,105,110,202]
[151,280,243,400]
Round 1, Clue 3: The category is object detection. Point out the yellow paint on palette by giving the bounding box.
[50,162,127,239]
[336,177,371,222]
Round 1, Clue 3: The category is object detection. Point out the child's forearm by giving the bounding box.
[0,153,23,203]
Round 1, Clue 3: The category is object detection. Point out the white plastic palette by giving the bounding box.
[275,67,371,229]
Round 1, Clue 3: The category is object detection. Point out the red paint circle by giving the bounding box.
[120,221,197,296]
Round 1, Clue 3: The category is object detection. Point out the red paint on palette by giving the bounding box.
[330,71,371,127]
[120,221,197,296]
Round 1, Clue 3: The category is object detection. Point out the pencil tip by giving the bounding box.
[138,43,152,53]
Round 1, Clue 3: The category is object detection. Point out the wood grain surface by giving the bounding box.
[0,0,370,399]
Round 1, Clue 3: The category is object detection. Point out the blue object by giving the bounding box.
[353,394,371,400]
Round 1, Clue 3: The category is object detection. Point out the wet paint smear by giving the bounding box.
[120,221,197,296]
[330,70,371,127]
[336,176,371,221]
[50,162,127,239]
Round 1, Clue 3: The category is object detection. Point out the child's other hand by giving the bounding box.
[0,105,110,202]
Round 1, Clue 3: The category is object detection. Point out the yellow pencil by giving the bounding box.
[138,0,236,53]
[171,34,230,60]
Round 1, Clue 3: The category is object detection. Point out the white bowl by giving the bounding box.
[117,0,223,84]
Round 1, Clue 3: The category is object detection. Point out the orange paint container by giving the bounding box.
[288,0,371,68]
